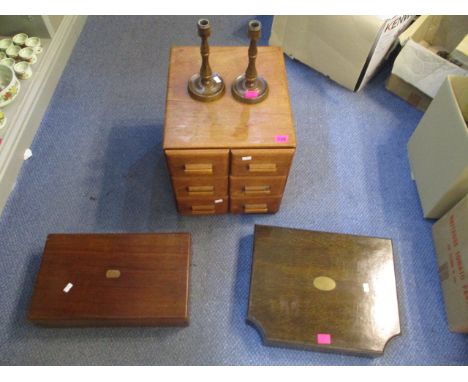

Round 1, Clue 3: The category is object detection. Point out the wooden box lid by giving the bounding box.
[28,233,191,327]
[163,46,296,150]
[248,225,401,357]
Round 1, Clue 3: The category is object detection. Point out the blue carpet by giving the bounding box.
[0,16,467,365]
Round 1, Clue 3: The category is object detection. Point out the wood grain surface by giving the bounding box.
[176,195,229,215]
[165,149,229,177]
[230,148,295,177]
[172,176,228,198]
[230,196,281,214]
[247,225,401,356]
[28,233,191,326]
[163,46,296,150]
[229,175,287,198]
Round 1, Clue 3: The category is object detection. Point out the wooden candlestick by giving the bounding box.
[188,19,225,102]
[232,20,269,104]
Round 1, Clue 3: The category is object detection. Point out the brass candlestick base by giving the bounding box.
[232,20,268,105]
[188,72,225,102]
[188,19,225,102]
[232,74,268,104]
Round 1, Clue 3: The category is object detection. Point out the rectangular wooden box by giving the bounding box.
[163,46,296,215]
[28,233,191,327]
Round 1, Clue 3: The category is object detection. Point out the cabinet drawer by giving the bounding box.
[230,196,282,214]
[230,149,294,176]
[176,196,228,215]
[172,177,228,198]
[166,149,229,177]
[230,176,286,198]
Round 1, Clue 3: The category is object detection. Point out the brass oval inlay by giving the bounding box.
[106,269,121,279]
[313,276,336,291]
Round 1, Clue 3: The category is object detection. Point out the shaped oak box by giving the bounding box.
[247,225,401,357]
[28,233,191,327]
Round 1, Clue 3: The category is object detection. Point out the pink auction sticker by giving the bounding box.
[245,90,259,99]
[317,333,332,345]
[274,135,289,143]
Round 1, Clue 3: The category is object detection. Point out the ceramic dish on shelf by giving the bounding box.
[25,37,41,50]
[0,38,13,52]
[19,47,37,64]
[0,110,6,130]
[13,61,32,80]
[0,58,15,68]
[0,64,20,107]
[12,33,28,46]
[6,44,20,59]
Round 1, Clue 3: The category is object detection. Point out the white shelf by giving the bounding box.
[0,37,52,140]
[0,16,87,214]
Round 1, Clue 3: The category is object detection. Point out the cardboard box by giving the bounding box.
[408,76,468,219]
[450,34,468,70]
[387,16,468,110]
[386,73,432,112]
[432,194,468,333]
[269,15,414,91]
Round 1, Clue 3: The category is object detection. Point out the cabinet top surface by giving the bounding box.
[28,233,190,323]
[248,225,400,356]
[164,46,296,150]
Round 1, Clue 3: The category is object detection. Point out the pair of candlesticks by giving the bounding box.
[188,19,268,104]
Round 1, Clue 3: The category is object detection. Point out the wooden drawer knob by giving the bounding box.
[184,163,213,175]
[244,185,271,195]
[248,163,277,173]
[244,203,268,213]
[191,205,215,214]
[187,185,214,195]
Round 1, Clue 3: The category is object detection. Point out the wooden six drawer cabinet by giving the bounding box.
[163,46,296,215]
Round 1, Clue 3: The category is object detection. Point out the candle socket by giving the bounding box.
[188,19,225,102]
[232,20,269,104]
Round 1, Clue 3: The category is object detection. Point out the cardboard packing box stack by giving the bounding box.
[408,75,468,219]
[432,195,468,333]
[387,16,468,111]
[427,81,468,332]
[269,15,414,92]
[450,34,468,70]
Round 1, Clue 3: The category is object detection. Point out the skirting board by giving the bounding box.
[0,16,87,215]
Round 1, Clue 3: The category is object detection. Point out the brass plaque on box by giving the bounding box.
[247,225,401,357]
